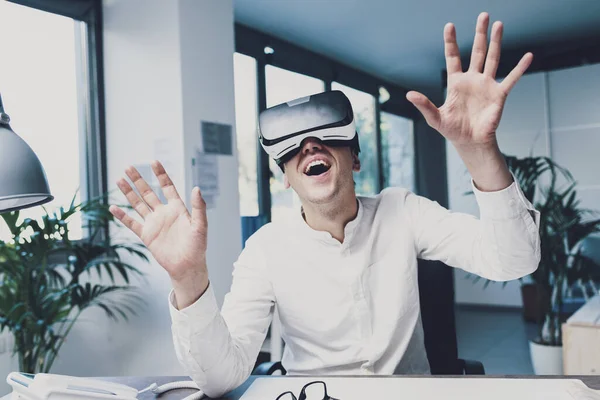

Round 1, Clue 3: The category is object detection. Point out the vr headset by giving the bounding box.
[258,90,360,167]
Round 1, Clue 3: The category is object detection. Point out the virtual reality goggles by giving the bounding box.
[258,90,360,166]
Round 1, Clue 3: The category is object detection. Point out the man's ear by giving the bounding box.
[284,173,291,189]
[352,152,361,172]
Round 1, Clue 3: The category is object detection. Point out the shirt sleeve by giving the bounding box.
[168,233,275,398]
[407,177,541,281]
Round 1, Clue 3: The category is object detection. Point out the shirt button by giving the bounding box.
[508,199,516,207]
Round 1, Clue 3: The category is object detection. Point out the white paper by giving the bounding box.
[240,377,600,400]
[192,149,219,208]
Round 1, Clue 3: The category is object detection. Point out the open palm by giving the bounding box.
[407,12,533,146]
[109,161,207,282]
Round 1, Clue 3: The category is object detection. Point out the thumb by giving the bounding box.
[191,186,207,233]
[406,91,441,130]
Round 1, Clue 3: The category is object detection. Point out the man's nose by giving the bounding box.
[301,137,323,154]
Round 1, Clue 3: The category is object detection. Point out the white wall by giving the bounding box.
[548,64,600,210]
[0,1,239,395]
[448,63,600,306]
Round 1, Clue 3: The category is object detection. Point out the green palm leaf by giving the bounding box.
[0,189,149,372]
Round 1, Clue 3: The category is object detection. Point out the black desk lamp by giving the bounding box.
[0,93,53,213]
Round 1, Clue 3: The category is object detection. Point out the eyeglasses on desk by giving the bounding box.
[275,380,340,400]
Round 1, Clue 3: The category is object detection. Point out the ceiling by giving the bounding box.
[234,0,600,93]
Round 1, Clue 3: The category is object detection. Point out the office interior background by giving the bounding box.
[1,0,600,394]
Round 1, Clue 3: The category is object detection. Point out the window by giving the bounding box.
[381,112,415,192]
[234,52,259,217]
[331,82,378,195]
[265,65,325,223]
[0,2,93,241]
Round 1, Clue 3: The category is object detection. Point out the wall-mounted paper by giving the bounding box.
[192,149,219,209]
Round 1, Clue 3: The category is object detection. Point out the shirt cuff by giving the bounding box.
[168,282,220,336]
[471,175,539,223]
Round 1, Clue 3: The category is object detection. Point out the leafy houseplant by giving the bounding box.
[503,155,600,342]
[527,180,600,375]
[492,154,600,373]
[0,192,148,373]
[534,182,600,346]
[503,154,572,323]
[464,153,600,373]
[465,154,600,325]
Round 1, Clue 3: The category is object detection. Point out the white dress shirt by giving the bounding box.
[169,181,541,398]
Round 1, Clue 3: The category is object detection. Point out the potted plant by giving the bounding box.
[0,191,148,373]
[529,182,600,374]
[464,153,600,373]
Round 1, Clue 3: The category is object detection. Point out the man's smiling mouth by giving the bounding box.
[304,160,331,176]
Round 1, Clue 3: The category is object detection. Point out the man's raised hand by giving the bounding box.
[109,161,209,298]
[406,12,533,147]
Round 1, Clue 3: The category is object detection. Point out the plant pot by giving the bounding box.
[521,283,549,323]
[529,340,563,375]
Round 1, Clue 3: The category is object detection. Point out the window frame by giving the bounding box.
[7,0,108,240]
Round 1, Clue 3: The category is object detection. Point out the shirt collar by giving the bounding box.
[293,198,364,244]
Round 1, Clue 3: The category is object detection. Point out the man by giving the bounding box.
[110,12,540,398]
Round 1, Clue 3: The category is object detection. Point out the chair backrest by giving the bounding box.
[417,258,461,374]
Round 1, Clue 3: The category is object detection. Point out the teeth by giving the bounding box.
[305,159,329,174]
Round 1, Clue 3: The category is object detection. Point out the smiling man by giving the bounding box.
[110,12,541,398]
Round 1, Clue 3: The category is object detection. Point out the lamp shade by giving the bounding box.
[0,94,53,213]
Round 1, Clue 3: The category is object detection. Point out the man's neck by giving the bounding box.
[301,191,359,243]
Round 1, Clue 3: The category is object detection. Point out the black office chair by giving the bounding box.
[418,259,484,375]
[254,259,484,376]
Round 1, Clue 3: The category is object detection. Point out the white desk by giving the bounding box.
[3,375,600,399]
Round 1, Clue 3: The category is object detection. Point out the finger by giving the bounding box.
[406,91,441,130]
[152,160,182,202]
[125,165,162,210]
[444,23,462,75]
[116,178,151,218]
[190,187,208,233]
[109,204,143,238]
[484,21,503,78]
[469,12,490,72]
[500,52,534,94]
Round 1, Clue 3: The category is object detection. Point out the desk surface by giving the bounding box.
[4,375,600,399]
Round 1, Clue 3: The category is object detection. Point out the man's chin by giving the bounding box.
[305,187,338,205]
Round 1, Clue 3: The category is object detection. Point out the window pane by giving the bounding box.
[0,2,84,240]
[381,112,415,192]
[331,82,378,195]
[265,65,325,223]
[234,53,259,217]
